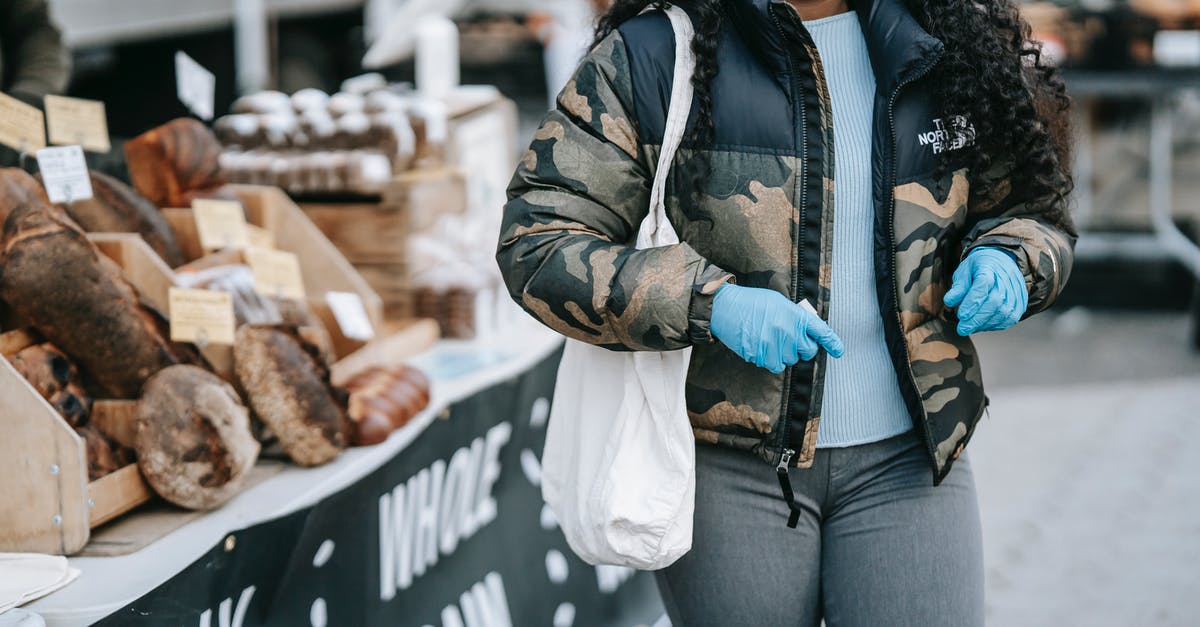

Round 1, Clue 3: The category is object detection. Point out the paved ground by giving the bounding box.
[970,309,1200,626]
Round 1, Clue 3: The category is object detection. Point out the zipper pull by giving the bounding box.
[776,448,795,474]
[775,448,802,529]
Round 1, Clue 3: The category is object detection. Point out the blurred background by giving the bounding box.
[11,0,1200,624]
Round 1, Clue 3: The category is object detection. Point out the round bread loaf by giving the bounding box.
[136,365,259,509]
[233,325,348,466]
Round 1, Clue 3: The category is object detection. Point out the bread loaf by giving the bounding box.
[124,118,226,208]
[9,343,91,427]
[270,296,336,366]
[233,325,349,466]
[0,168,49,226]
[0,202,203,398]
[343,365,430,445]
[56,171,185,267]
[76,425,132,480]
[136,365,259,509]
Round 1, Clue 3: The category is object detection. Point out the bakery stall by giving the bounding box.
[0,71,661,624]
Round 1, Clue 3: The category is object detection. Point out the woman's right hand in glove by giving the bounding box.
[710,284,845,374]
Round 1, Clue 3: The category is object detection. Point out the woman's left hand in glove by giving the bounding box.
[943,247,1029,336]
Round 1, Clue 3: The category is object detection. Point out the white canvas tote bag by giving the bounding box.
[540,4,698,570]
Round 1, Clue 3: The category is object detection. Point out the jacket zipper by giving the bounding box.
[887,55,942,474]
[769,3,807,529]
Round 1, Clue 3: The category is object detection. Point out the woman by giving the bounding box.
[497,0,1076,624]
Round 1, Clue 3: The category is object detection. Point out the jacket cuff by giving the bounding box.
[687,265,735,345]
[962,237,1035,302]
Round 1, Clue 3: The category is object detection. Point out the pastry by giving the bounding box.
[136,365,259,509]
[343,365,430,445]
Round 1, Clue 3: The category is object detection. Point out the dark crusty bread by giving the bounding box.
[9,343,92,427]
[124,118,226,208]
[75,425,133,481]
[136,365,259,509]
[233,325,349,466]
[270,296,336,366]
[0,168,50,226]
[57,171,185,267]
[0,202,203,398]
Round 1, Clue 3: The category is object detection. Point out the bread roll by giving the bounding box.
[0,202,203,398]
[55,171,185,267]
[9,343,91,427]
[233,325,348,466]
[343,366,431,445]
[124,118,225,208]
[136,365,259,509]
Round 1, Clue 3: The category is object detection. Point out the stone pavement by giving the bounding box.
[971,310,1200,626]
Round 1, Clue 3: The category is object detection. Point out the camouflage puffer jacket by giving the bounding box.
[497,0,1076,484]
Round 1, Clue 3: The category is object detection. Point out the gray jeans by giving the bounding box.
[654,430,983,627]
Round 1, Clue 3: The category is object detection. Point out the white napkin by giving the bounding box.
[0,553,80,615]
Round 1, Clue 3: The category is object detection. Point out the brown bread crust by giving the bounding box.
[136,365,258,509]
[343,365,431,444]
[233,325,348,466]
[124,118,225,207]
[0,168,49,226]
[58,171,185,267]
[9,343,92,427]
[76,425,131,481]
[0,202,202,398]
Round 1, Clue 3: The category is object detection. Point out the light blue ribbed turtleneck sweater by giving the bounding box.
[804,11,913,447]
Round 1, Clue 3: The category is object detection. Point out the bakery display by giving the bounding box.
[136,365,259,510]
[233,325,349,466]
[57,171,185,267]
[0,202,203,398]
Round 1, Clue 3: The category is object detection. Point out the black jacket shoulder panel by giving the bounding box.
[618,11,793,153]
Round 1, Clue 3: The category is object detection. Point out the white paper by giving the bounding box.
[35,145,93,203]
[175,51,216,120]
[325,291,375,341]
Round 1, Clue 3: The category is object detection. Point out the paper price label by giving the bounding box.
[0,92,46,153]
[168,288,235,346]
[44,95,111,152]
[246,247,305,300]
[192,199,250,250]
[325,291,375,341]
[175,51,216,121]
[36,146,93,203]
[245,224,275,249]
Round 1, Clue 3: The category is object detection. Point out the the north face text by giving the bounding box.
[917,116,976,154]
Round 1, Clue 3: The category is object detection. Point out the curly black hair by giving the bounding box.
[594,0,1072,209]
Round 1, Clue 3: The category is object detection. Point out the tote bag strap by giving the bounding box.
[636,4,695,250]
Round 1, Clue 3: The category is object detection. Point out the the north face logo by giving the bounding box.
[917,116,976,154]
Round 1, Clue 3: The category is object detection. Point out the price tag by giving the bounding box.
[0,92,46,153]
[325,291,375,341]
[245,247,305,300]
[245,224,275,249]
[43,95,111,152]
[175,51,216,120]
[192,199,250,250]
[36,146,93,203]
[168,288,236,346]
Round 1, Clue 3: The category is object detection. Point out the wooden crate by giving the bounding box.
[164,185,385,358]
[0,235,164,554]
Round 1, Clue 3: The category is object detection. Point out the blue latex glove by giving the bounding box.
[944,247,1029,336]
[710,284,844,374]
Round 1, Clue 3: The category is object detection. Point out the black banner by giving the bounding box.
[97,349,665,626]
